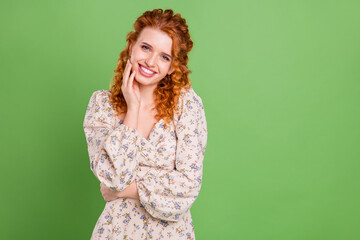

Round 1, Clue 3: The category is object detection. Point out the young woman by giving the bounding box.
[83,9,208,239]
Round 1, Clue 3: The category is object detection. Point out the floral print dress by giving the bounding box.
[83,87,208,240]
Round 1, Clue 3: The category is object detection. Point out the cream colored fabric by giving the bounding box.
[83,87,207,239]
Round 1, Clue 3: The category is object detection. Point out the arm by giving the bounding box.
[83,90,143,192]
[117,180,139,199]
[135,89,208,222]
[100,180,139,201]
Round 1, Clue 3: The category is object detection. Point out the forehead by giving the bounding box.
[137,27,173,55]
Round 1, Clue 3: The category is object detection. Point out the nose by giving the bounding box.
[145,53,157,67]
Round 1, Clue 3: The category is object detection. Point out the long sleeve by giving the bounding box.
[136,88,208,222]
[83,90,143,192]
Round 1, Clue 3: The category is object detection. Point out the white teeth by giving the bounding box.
[140,66,155,74]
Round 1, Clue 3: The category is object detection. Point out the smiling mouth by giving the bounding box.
[138,64,157,77]
[139,64,157,74]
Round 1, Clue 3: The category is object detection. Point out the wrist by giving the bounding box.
[116,190,123,198]
[127,104,140,111]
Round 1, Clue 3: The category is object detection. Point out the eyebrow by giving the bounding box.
[141,41,172,58]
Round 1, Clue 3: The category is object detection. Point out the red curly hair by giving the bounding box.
[109,9,193,127]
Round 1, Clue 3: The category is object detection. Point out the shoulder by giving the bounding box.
[88,89,112,106]
[173,87,207,138]
[84,89,116,126]
[178,87,204,110]
[85,89,113,115]
[175,86,205,121]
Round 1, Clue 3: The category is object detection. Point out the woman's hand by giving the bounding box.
[117,180,139,200]
[100,181,139,202]
[100,183,120,202]
[121,59,140,109]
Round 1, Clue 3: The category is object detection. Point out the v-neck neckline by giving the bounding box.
[117,118,164,144]
[145,118,164,142]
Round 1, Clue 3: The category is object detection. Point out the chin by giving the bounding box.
[134,77,155,86]
[136,74,163,85]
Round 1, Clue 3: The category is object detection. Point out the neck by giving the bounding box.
[138,82,157,109]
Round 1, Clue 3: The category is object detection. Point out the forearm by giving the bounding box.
[117,180,139,200]
[120,107,140,200]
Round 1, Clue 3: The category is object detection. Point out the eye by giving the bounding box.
[162,55,170,61]
[141,45,150,50]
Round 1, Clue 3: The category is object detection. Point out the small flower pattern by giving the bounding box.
[83,87,208,239]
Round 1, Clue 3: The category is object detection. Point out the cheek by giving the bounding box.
[131,52,138,62]
[132,50,146,60]
[159,63,171,74]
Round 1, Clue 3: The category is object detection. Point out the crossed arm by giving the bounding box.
[100,180,139,201]
[99,102,140,202]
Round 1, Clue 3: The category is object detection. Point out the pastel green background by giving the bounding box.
[1,0,359,239]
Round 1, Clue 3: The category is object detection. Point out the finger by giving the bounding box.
[123,60,132,88]
[122,60,129,89]
[121,60,129,88]
[128,70,136,90]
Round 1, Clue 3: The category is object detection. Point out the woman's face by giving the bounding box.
[129,27,175,87]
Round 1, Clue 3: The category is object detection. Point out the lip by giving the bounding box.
[138,64,157,77]
[139,64,157,73]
